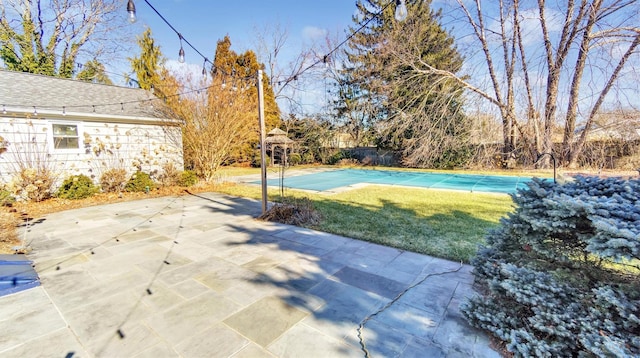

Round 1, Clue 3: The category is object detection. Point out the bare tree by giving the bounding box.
[412,0,640,167]
[339,0,470,168]
[154,73,258,182]
[252,23,320,115]
[0,0,131,77]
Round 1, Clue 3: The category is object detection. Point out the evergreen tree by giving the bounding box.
[212,35,280,130]
[343,0,469,168]
[282,114,334,164]
[76,60,113,85]
[128,28,165,91]
[0,0,124,79]
[462,177,640,356]
[211,36,281,163]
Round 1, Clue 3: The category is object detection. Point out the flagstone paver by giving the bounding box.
[0,192,500,357]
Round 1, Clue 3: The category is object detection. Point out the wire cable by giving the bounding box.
[109,196,186,344]
[357,262,464,358]
[27,196,180,275]
[2,1,399,116]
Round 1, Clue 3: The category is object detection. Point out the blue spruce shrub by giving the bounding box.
[462,176,640,357]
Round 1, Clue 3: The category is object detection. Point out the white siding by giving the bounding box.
[0,116,183,187]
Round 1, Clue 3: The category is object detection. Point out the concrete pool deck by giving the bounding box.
[0,192,499,357]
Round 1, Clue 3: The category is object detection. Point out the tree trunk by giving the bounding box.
[568,32,640,166]
[561,0,601,166]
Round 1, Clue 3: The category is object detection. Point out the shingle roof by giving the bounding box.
[0,69,158,119]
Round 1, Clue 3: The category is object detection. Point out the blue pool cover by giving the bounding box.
[0,255,40,297]
[261,169,534,194]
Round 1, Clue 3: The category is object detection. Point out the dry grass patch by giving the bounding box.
[0,211,20,253]
[258,197,320,226]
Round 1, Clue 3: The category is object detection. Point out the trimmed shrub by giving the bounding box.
[432,146,473,169]
[250,154,270,168]
[462,176,640,357]
[100,168,127,193]
[288,153,302,166]
[57,174,98,200]
[179,170,198,187]
[327,150,347,165]
[125,171,156,193]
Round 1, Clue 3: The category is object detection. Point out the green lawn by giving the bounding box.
[213,178,514,263]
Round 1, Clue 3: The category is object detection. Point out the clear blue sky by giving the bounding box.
[127,0,358,69]
[120,0,363,113]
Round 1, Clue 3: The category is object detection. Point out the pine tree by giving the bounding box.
[212,35,280,130]
[343,0,469,168]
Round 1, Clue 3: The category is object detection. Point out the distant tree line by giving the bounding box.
[2,0,638,172]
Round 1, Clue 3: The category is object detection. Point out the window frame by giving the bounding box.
[49,121,84,154]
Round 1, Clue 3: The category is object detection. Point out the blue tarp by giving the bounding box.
[0,254,40,297]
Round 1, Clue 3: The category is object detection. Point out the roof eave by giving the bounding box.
[1,107,182,126]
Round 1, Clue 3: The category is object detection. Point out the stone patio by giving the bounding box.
[0,192,498,357]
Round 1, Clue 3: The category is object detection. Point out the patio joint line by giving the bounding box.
[30,196,180,275]
[96,197,186,356]
[42,288,90,356]
[356,262,464,358]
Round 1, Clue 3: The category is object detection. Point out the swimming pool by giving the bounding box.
[261,169,534,194]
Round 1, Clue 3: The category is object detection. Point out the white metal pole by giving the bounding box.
[257,70,267,214]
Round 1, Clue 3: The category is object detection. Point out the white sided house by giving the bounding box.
[0,70,183,193]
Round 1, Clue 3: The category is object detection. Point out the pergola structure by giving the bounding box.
[264,128,296,166]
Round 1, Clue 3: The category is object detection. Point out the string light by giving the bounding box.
[4,1,407,119]
[125,0,406,87]
[127,0,136,23]
[395,0,408,21]
[178,34,185,63]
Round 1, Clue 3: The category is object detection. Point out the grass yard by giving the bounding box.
[214,182,514,263]
[1,166,516,260]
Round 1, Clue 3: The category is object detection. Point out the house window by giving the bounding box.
[52,123,80,150]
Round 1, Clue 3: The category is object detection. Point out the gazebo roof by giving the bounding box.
[264,135,294,144]
[267,128,287,136]
[265,128,294,144]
